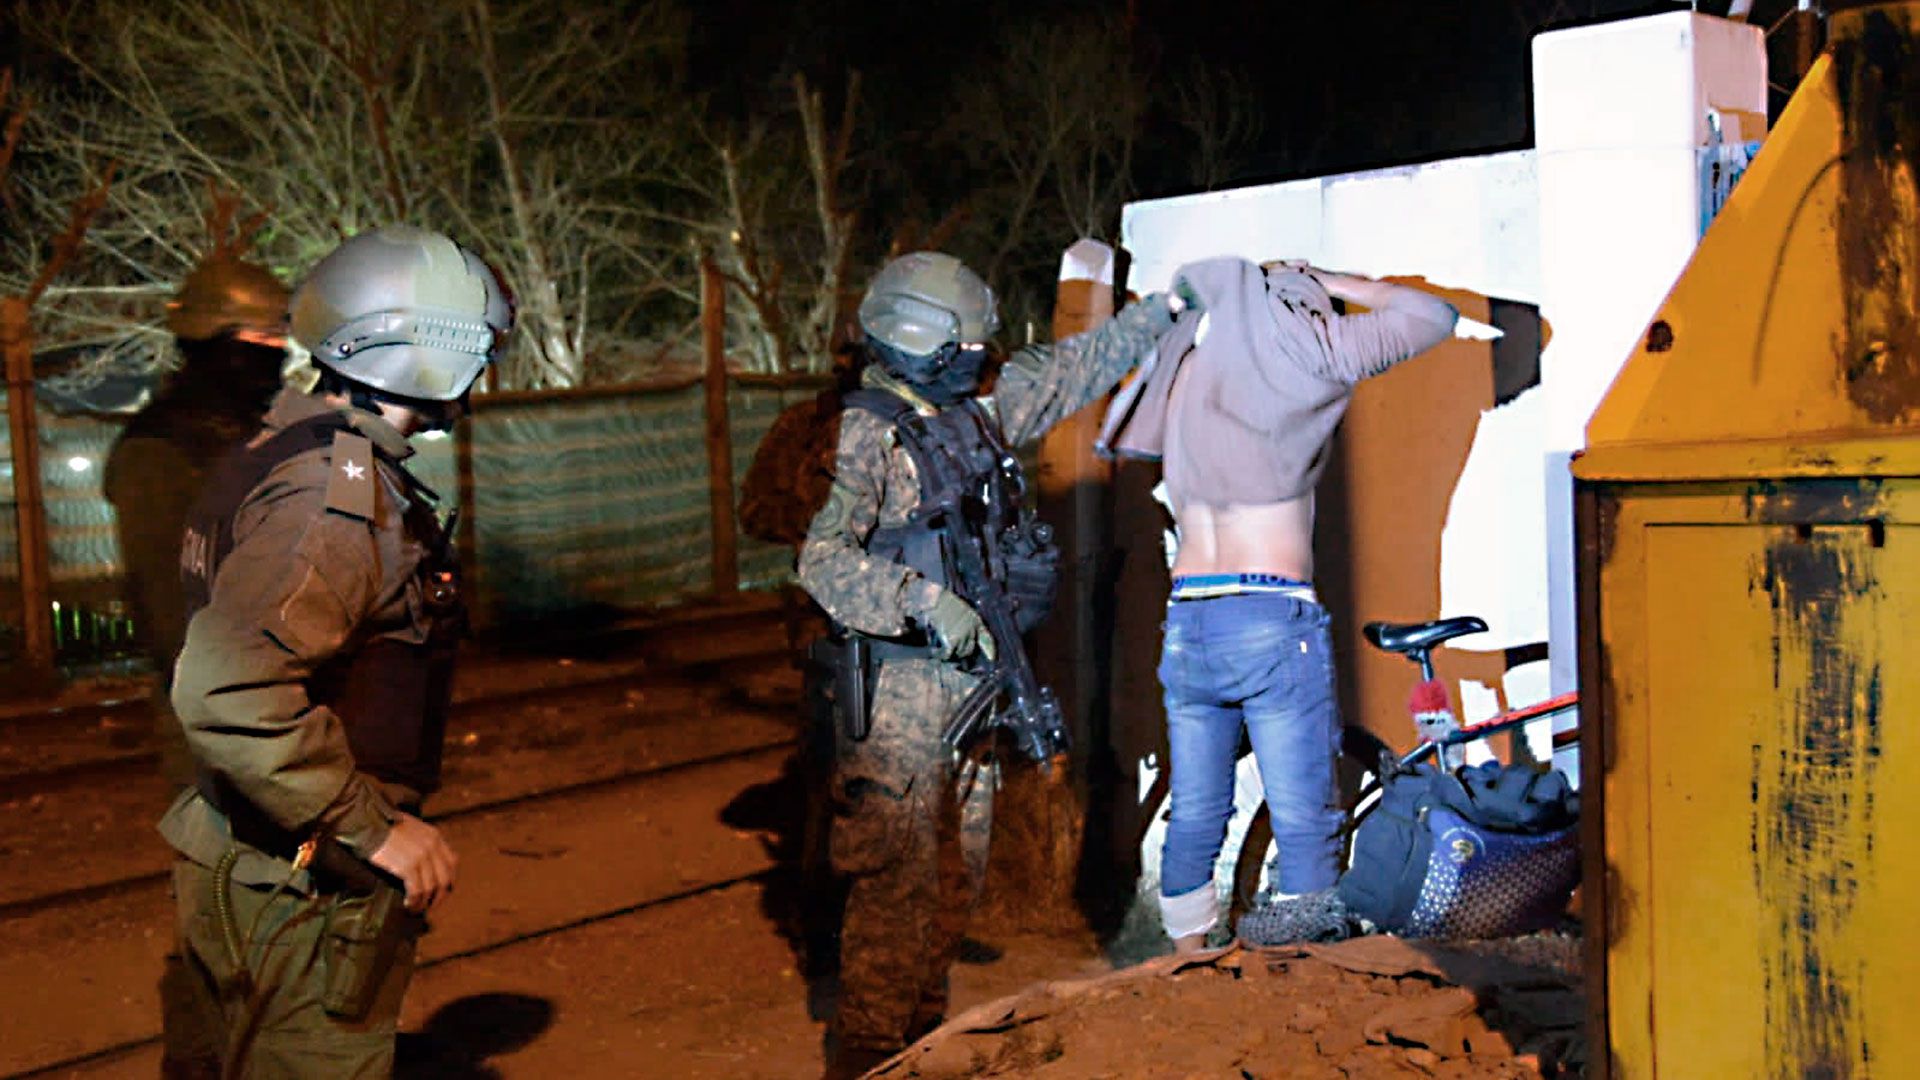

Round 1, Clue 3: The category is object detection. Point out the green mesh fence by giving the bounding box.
[0,376,825,670]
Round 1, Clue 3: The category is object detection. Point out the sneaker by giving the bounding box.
[1235,887,1358,946]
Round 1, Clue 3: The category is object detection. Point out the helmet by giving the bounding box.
[290,225,514,403]
[857,252,999,357]
[165,257,290,341]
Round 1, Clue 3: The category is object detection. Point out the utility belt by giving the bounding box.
[806,630,941,742]
[201,786,416,892]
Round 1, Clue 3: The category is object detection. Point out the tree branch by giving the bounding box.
[26,161,119,309]
[1,69,29,211]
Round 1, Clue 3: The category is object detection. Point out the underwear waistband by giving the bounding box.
[1170,572,1318,605]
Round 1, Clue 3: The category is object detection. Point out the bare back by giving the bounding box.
[1169,495,1316,580]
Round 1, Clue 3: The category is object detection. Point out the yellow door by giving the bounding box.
[1598,483,1920,1078]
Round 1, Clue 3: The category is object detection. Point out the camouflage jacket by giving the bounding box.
[797,295,1175,636]
[160,390,440,888]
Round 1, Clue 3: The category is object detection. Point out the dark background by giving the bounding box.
[687,0,1807,190]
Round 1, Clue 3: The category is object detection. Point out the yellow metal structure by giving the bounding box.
[1578,4,1920,1078]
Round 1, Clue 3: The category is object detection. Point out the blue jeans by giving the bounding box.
[1158,593,1344,899]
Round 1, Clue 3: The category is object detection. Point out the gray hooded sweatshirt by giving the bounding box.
[1096,256,1456,506]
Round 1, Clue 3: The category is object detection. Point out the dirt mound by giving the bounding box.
[870,934,1585,1079]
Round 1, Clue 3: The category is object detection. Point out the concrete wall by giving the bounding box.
[1106,11,1765,921]
[1533,11,1766,762]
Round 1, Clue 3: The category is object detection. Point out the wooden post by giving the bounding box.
[1039,240,1119,763]
[987,240,1119,929]
[701,257,739,594]
[2,296,55,678]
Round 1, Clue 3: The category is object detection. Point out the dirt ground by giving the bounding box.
[3,594,1590,1079]
[874,934,1585,1080]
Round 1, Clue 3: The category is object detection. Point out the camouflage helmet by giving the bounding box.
[857,252,1000,357]
[165,256,290,342]
[290,225,514,403]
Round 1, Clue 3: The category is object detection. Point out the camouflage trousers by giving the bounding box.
[828,657,997,1055]
[172,860,419,1079]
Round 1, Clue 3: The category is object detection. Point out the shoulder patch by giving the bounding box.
[323,431,378,520]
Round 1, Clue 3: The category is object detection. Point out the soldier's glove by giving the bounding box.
[919,588,996,662]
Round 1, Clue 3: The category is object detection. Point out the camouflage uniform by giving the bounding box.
[798,296,1174,1057]
[163,388,452,1079]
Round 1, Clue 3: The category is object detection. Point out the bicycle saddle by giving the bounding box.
[1363,616,1489,656]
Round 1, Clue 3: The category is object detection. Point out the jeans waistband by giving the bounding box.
[1169,573,1318,605]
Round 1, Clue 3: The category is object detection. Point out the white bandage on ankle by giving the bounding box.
[1159,883,1219,940]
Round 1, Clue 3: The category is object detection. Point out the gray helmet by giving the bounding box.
[290,225,514,402]
[857,252,1000,357]
[166,256,290,341]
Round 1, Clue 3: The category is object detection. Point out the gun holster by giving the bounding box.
[809,634,874,742]
[317,844,422,1021]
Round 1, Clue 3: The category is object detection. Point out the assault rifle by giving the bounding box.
[896,411,1070,767]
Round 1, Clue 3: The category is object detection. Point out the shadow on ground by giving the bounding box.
[720,746,847,1023]
[396,992,556,1079]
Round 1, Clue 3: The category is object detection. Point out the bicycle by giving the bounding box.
[1222,615,1581,919]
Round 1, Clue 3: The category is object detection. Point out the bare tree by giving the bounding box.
[938,17,1148,335]
[0,85,187,378]
[699,73,863,374]
[452,0,697,386]
[3,0,451,383]
[1169,64,1267,194]
[7,0,702,389]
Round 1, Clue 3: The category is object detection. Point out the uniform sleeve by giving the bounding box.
[991,293,1176,447]
[169,459,399,857]
[796,409,940,636]
[1315,289,1458,385]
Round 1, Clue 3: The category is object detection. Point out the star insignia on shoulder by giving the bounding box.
[341,459,366,481]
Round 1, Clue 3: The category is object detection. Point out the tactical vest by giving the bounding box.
[842,388,1059,635]
[180,412,461,834]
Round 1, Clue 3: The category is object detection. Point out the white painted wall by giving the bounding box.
[1115,10,1765,926]
[1533,12,1766,776]
[1122,151,1540,307]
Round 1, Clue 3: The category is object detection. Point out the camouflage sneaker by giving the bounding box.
[1235,887,1359,946]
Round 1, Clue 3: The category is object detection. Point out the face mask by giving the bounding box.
[181,338,288,397]
[889,342,989,406]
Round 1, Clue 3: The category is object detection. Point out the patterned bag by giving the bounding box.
[1338,761,1579,939]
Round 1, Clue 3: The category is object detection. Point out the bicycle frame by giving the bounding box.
[1392,690,1580,771]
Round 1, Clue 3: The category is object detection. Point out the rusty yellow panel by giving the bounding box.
[1575,432,1920,485]
[1593,492,1660,1076]
[1587,50,1855,449]
[1597,483,1920,1078]
[1591,2,1920,452]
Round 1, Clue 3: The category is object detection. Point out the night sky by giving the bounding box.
[686,0,1783,195]
[2,0,1806,199]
